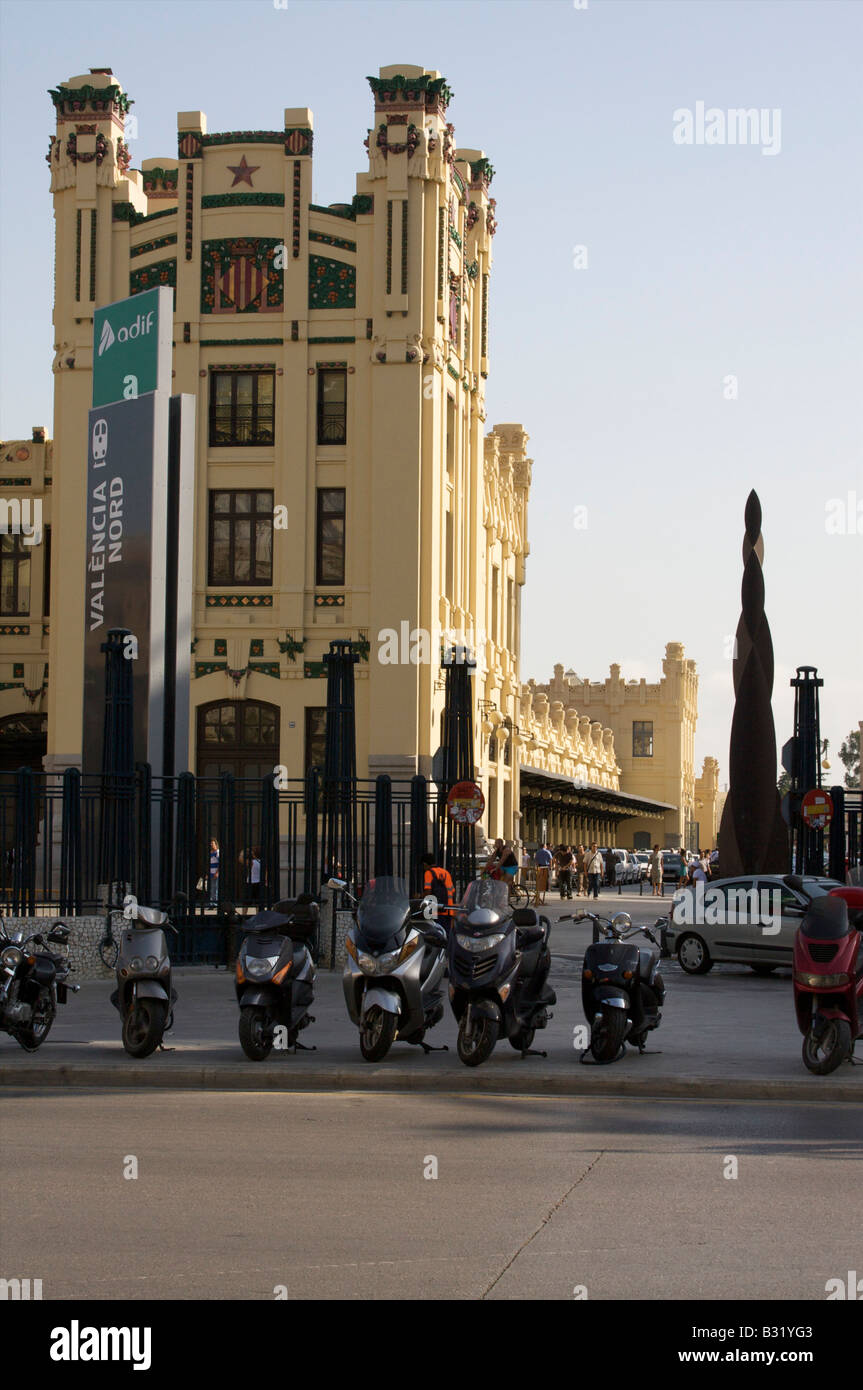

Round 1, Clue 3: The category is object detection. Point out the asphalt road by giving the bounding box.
[1,1090,860,1300]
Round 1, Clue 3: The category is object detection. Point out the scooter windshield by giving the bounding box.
[356,876,411,944]
[458,878,509,924]
[802,896,849,940]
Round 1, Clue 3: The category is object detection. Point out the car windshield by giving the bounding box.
[356,876,410,943]
[459,878,509,916]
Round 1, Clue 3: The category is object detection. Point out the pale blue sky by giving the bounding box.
[1,0,860,781]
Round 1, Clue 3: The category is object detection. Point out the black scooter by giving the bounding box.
[0,923,79,1050]
[447,877,556,1066]
[235,898,319,1060]
[566,910,665,1063]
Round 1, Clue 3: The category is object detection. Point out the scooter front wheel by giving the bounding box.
[239,1006,274,1061]
[802,1020,851,1075]
[457,1014,498,1067]
[590,1007,627,1063]
[360,1006,397,1062]
[122,1000,167,1058]
[14,1000,55,1052]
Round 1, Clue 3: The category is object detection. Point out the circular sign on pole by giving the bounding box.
[447,780,485,824]
[801,788,833,830]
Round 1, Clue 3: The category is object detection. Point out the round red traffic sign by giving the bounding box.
[801,788,833,829]
[447,780,485,824]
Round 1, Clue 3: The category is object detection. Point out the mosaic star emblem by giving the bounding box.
[226,155,259,187]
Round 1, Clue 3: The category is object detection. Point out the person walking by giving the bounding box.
[207,838,220,908]
[585,842,604,899]
[534,843,552,905]
[556,844,574,900]
[649,843,663,897]
[575,843,585,896]
[248,847,261,904]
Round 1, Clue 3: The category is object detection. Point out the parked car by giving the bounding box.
[660,852,687,885]
[633,852,651,881]
[662,874,845,975]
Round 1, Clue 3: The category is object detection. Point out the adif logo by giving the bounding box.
[50,1321,151,1371]
[98,319,115,356]
[97,309,156,356]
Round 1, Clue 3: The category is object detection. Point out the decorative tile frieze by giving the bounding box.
[130,233,178,259]
[309,255,356,310]
[201,193,285,209]
[130,258,177,303]
[205,594,273,607]
[309,230,357,253]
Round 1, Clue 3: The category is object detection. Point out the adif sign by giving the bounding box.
[92,287,172,408]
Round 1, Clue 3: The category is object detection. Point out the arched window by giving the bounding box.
[196,700,279,781]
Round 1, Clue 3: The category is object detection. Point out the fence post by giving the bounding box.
[13,766,36,916]
[303,767,319,897]
[135,762,152,905]
[409,774,428,897]
[219,772,237,909]
[59,767,82,916]
[261,773,279,907]
[374,775,393,877]
[175,771,197,913]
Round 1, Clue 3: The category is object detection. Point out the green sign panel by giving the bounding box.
[92,286,173,408]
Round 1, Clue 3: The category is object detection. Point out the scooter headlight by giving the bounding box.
[245,954,280,979]
[1,946,23,969]
[456,932,505,954]
[794,970,849,989]
[129,956,144,972]
[357,949,400,975]
[146,955,160,970]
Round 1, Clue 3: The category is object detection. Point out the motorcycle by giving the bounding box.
[788,873,863,1075]
[235,897,319,1060]
[338,875,448,1062]
[0,923,79,1051]
[111,894,178,1058]
[447,877,556,1067]
[565,910,665,1063]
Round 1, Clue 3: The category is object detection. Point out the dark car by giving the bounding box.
[661,853,686,885]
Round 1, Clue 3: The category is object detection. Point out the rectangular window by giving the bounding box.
[316,488,345,585]
[506,577,514,651]
[209,370,275,446]
[491,565,499,644]
[445,509,453,598]
[305,706,327,775]
[42,524,51,618]
[446,395,455,475]
[317,369,347,445]
[208,490,273,585]
[0,534,31,616]
[633,720,654,757]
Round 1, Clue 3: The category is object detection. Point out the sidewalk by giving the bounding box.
[2,918,859,1100]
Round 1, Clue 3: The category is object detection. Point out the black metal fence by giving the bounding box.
[0,765,471,964]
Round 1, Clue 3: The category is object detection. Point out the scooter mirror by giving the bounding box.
[327,878,348,890]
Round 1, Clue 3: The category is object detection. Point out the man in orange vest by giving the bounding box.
[420,852,455,920]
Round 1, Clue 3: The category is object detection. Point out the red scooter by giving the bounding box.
[788,874,863,1074]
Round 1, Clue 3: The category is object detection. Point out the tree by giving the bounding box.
[777,770,791,798]
[838,729,860,789]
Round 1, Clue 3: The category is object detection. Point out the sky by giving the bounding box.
[1,0,860,785]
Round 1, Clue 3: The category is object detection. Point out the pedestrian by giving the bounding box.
[486,837,505,880]
[585,842,604,899]
[575,843,585,896]
[420,851,455,917]
[534,842,552,905]
[520,844,530,888]
[556,843,574,900]
[649,843,663,897]
[207,838,220,908]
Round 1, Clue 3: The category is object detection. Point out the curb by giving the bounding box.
[0,1063,858,1102]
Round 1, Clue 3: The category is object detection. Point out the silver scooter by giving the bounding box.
[336,875,448,1062]
[111,894,178,1057]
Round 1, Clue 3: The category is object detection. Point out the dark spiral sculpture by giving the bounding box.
[718,491,789,875]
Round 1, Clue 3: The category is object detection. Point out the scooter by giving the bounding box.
[235,897,318,1060]
[447,877,556,1067]
[0,923,79,1051]
[788,874,863,1075]
[111,894,178,1058]
[338,875,448,1062]
[566,910,665,1063]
